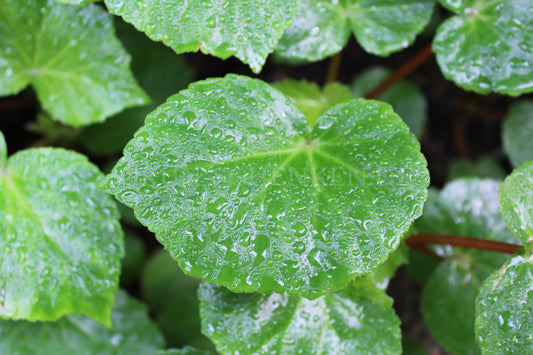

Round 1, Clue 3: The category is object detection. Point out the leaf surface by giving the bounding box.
[502,100,533,168]
[104,74,429,298]
[199,279,401,355]
[434,0,533,96]
[0,146,123,325]
[0,0,148,126]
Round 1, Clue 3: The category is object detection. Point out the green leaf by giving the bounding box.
[103,0,299,73]
[158,347,215,355]
[199,279,401,355]
[78,19,194,156]
[351,66,428,138]
[500,161,533,249]
[416,179,518,355]
[104,74,429,298]
[276,0,434,61]
[447,156,506,181]
[0,148,124,325]
[0,290,165,354]
[0,131,6,168]
[141,250,214,350]
[120,229,146,288]
[54,0,98,5]
[502,100,533,168]
[0,0,148,127]
[433,0,533,96]
[370,242,408,290]
[272,79,353,127]
[475,253,533,355]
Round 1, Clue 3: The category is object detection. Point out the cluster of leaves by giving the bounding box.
[1,0,532,354]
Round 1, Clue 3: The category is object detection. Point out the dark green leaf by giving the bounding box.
[434,0,533,96]
[502,100,533,168]
[120,229,146,288]
[199,279,401,354]
[448,156,506,181]
[0,290,165,354]
[104,74,429,298]
[103,0,299,73]
[475,253,533,355]
[0,148,123,325]
[0,0,148,126]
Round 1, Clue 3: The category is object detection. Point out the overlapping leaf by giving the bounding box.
[0,291,165,354]
[199,279,401,355]
[502,100,533,168]
[276,0,434,61]
[434,0,533,96]
[104,74,429,298]
[0,0,148,126]
[0,143,123,325]
[104,0,299,73]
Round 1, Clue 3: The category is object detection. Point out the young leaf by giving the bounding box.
[104,74,429,298]
[416,179,518,355]
[276,0,435,61]
[351,66,428,138]
[0,290,165,354]
[434,0,533,96]
[103,0,299,73]
[500,161,533,249]
[475,253,533,355]
[0,148,124,325]
[0,0,148,126]
[502,100,533,168]
[199,279,401,355]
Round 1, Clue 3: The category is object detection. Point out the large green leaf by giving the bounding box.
[502,100,533,168]
[434,0,533,96]
[0,0,148,126]
[500,161,533,250]
[0,145,124,325]
[0,290,165,354]
[475,253,533,355]
[104,74,429,298]
[104,0,299,73]
[416,179,518,355]
[199,279,401,355]
[276,0,434,61]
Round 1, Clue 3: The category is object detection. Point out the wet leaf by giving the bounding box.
[0,146,123,325]
[103,74,429,298]
[434,0,533,96]
[0,0,148,126]
[502,100,533,168]
[0,290,165,354]
[276,0,434,61]
[199,279,401,355]
[500,161,533,249]
[475,253,533,355]
[103,0,299,73]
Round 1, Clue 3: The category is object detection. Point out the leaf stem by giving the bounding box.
[365,43,434,100]
[406,233,523,255]
[325,52,342,83]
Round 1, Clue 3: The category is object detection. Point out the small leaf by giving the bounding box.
[0,0,148,126]
[103,0,299,73]
[199,279,401,355]
[104,74,429,298]
[276,0,435,61]
[502,100,533,168]
[0,148,123,325]
[434,0,533,96]
[475,253,533,355]
[0,290,165,354]
[500,161,533,249]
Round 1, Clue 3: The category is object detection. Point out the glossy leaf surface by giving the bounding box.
[104,74,429,298]
[417,179,518,355]
[0,291,165,354]
[434,0,533,96]
[104,0,298,73]
[0,147,123,325]
[500,161,533,249]
[199,279,401,355]
[0,0,148,126]
[502,100,533,168]
[276,0,434,61]
[475,253,533,355]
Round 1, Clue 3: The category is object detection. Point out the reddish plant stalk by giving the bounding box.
[407,233,523,255]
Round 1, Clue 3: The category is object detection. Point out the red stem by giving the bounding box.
[407,233,523,255]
